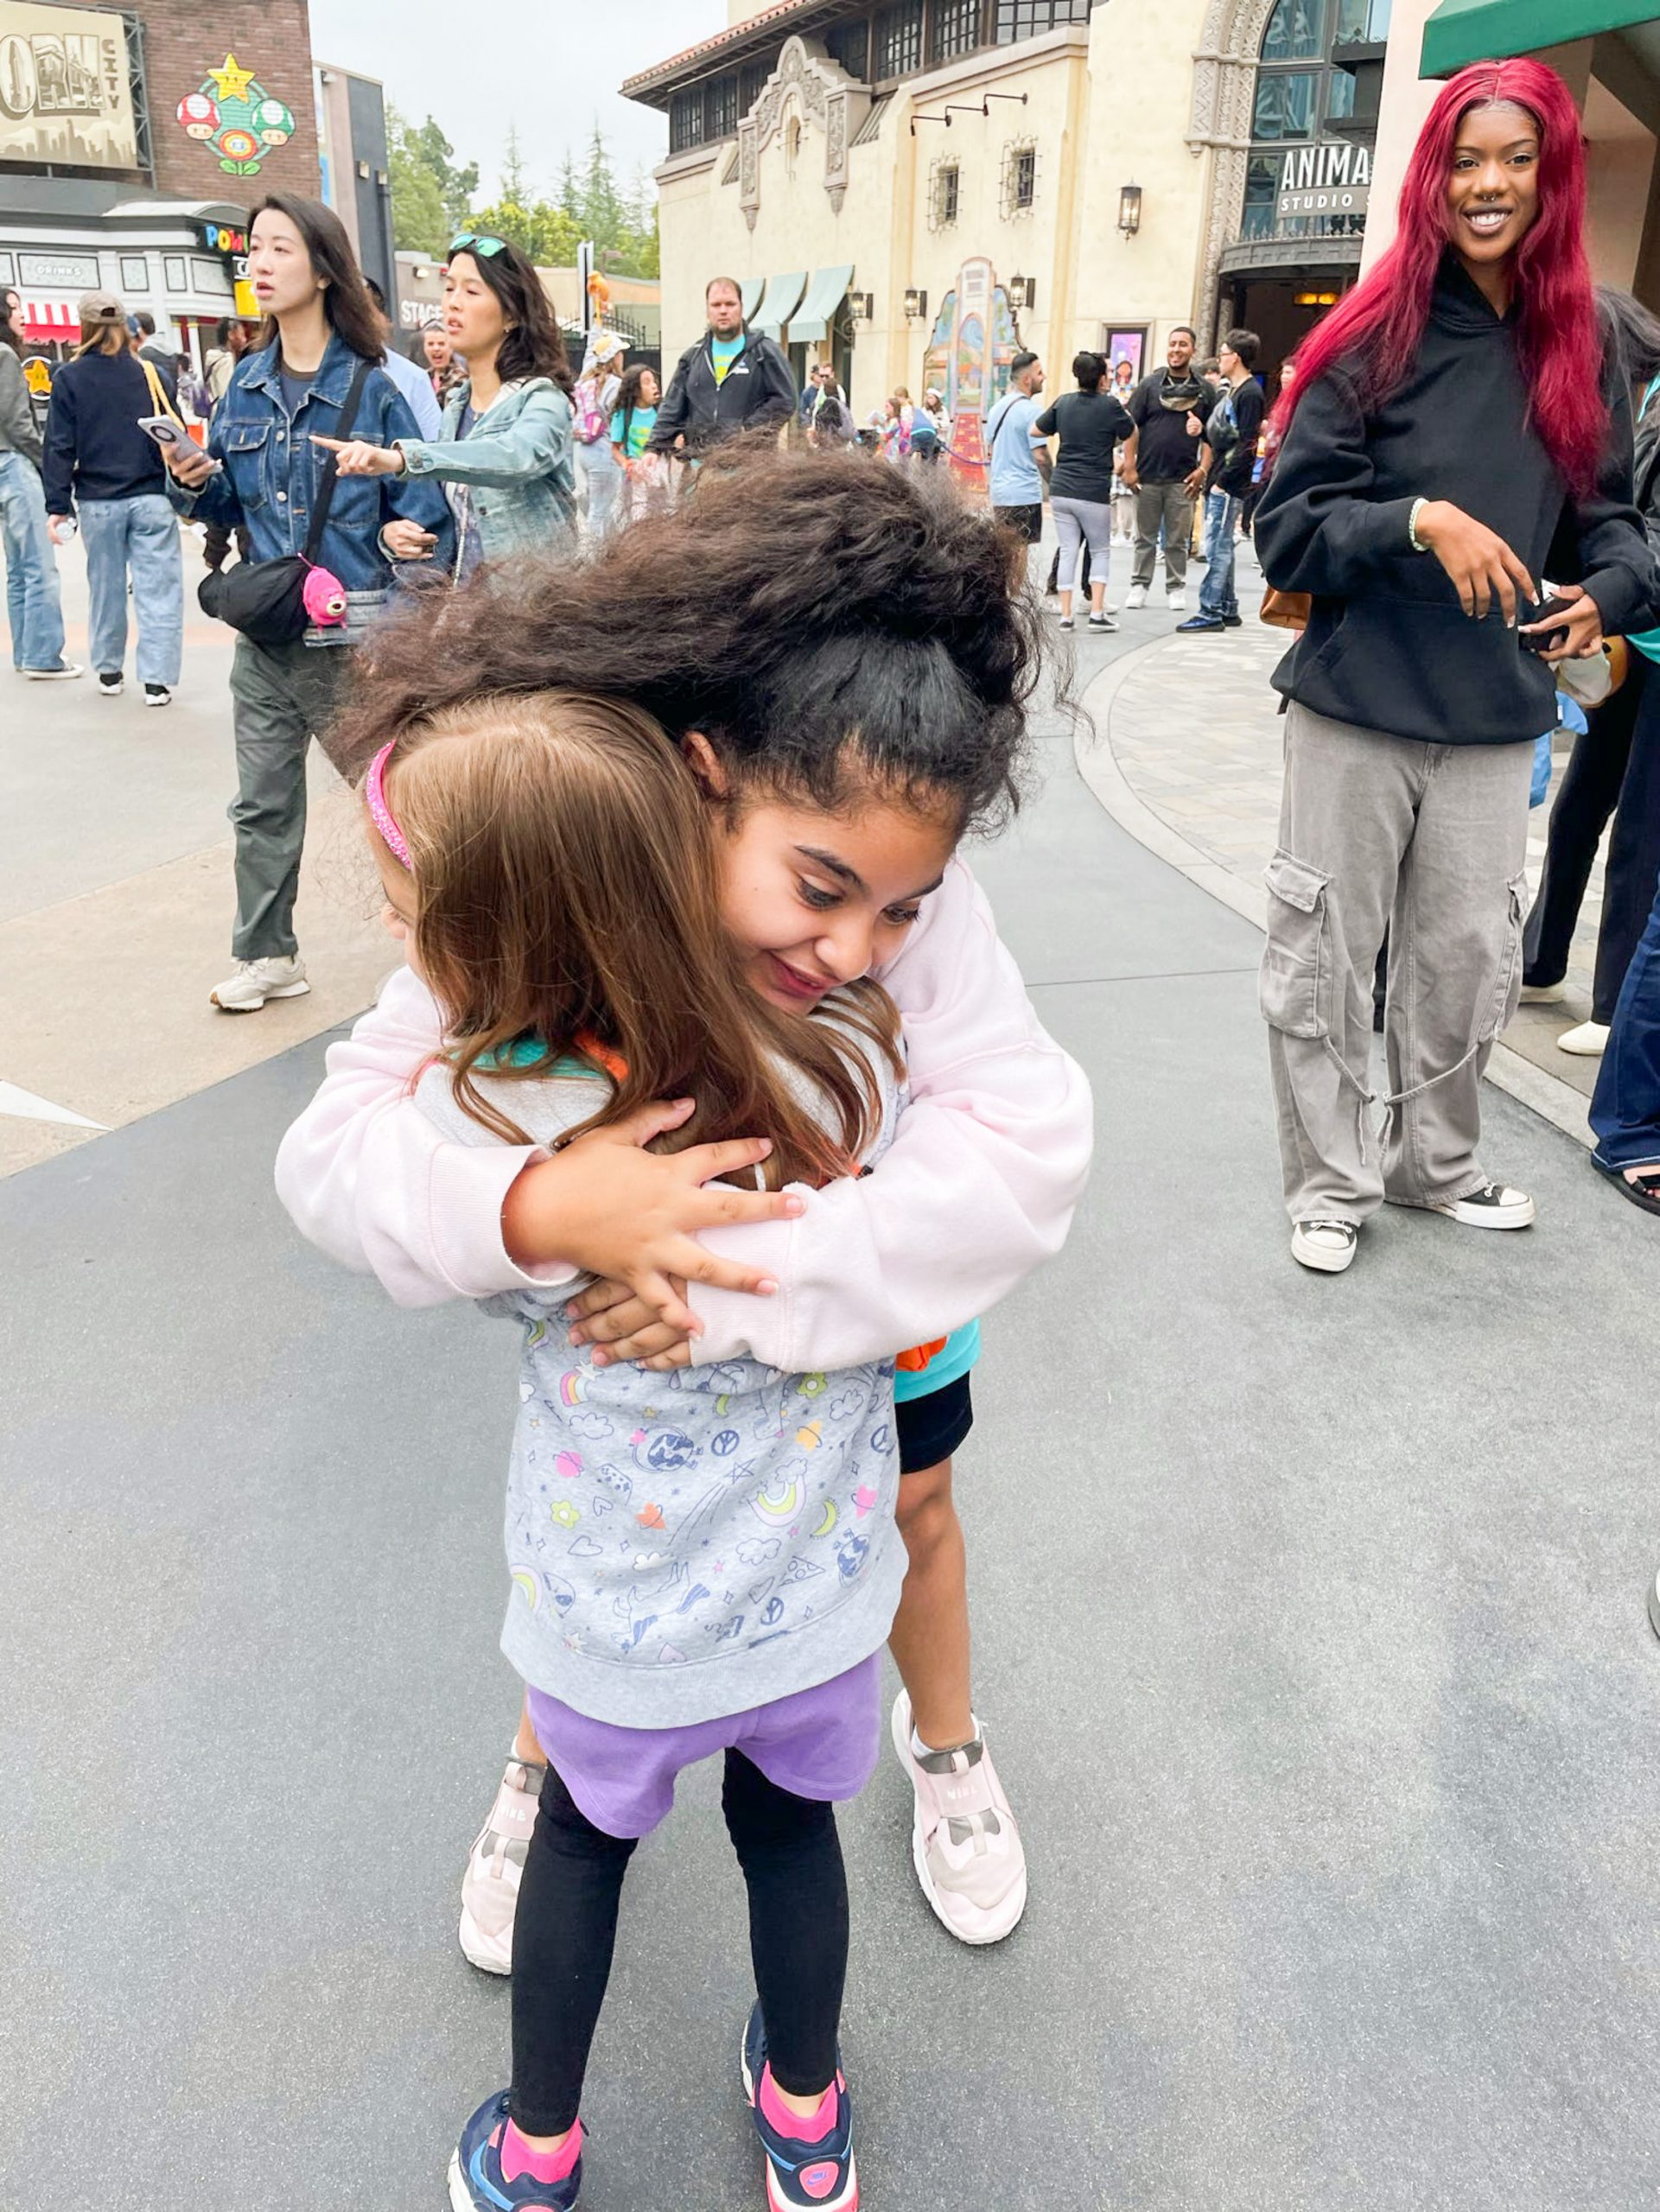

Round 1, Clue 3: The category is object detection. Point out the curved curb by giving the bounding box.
[1073,637,1595,1152]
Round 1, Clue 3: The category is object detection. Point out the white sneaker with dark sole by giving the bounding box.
[1291,1218,1358,1273]
[211,953,310,1011]
[1428,1181,1535,1229]
[890,1689,1027,1944]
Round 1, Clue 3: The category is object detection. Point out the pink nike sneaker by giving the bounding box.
[890,1689,1027,1945]
[458,1750,545,1975]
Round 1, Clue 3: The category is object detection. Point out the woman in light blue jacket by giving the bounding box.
[317,232,576,570]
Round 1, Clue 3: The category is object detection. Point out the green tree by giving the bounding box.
[388,106,479,253]
[467,194,582,270]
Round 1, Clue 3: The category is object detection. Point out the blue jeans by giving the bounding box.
[80,493,183,685]
[1590,862,1660,1169]
[1198,489,1241,620]
[0,449,67,670]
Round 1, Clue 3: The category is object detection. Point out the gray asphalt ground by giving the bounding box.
[5,625,1660,2211]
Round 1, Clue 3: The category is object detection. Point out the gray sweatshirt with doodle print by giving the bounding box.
[415,1054,906,1728]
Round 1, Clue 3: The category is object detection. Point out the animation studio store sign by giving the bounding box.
[1276,140,1371,223]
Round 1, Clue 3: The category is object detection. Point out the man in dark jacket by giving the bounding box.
[647,276,796,458]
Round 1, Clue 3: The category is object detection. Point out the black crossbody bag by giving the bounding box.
[198,359,372,647]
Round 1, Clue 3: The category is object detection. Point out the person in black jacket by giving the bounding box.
[646,276,796,460]
[1252,59,1656,1277]
[42,289,184,704]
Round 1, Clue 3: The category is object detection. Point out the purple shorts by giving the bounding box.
[526,1654,882,1840]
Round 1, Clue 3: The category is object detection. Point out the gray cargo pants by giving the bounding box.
[227,634,353,961]
[1131,480,1193,593]
[1261,702,1532,1224]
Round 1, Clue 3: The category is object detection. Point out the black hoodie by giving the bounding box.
[1255,257,1657,745]
[646,327,797,457]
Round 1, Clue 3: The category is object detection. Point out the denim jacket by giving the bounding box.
[397,376,577,564]
[170,334,455,636]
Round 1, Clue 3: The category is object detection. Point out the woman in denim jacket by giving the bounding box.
[319,232,576,574]
[163,194,454,1014]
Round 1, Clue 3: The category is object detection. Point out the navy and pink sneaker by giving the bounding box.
[740,2003,858,2210]
[448,2089,582,2211]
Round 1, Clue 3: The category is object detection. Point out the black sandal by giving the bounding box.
[1593,1154,1660,1217]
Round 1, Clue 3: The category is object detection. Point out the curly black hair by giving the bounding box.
[340,436,1050,836]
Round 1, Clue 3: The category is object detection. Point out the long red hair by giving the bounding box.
[1272,59,1604,493]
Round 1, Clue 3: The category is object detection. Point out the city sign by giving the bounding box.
[1276,139,1371,223]
[0,0,137,169]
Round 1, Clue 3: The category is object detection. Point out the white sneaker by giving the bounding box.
[1291,1218,1358,1273]
[22,660,83,680]
[96,671,124,697]
[1428,1180,1536,1229]
[1125,584,1148,611]
[890,1690,1027,1944]
[143,682,174,708]
[1167,588,1187,611]
[210,953,310,1011]
[458,1749,546,1974]
[1558,1020,1610,1056]
[1519,981,1567,1004]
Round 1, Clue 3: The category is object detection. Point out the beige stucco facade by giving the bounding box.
[648,3,1233,419]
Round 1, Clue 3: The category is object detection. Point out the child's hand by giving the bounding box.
[500,1101,804,1338]
[569,1275,695,1366]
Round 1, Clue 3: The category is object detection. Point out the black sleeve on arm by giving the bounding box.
[1034,402,1059,437]
[40,374,76,514]
[646,346,694,452]
[1106,395,1135,443]
[1563,368,1658,634]
[1251,369,1418,595]
[750,340,798,429]
[1234,381,1265,444]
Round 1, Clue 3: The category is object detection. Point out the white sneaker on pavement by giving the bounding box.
[1167,588,1187,611]
[22,661,83,680]
[458,1749,546,1974]
[1558,1020,1610,1056]
[1291,1218,1358,1273]
[97,671,124,696]
[210,953,310,1011]
[1428,1180,1536,1229]
[1125,584,1148,610]
[890,1689,1027,1945]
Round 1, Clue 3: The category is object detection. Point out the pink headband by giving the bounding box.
[366,741,410,869]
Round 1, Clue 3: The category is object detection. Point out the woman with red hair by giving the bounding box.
[1254,58,1656,1276]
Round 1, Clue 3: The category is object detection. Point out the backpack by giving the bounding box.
[574,376,610,446]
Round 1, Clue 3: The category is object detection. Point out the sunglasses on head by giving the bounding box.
[448,232,507,258]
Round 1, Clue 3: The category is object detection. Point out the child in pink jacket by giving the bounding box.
[277,444,1093,1961]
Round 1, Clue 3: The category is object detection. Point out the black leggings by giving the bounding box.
[510,1751,849,2135]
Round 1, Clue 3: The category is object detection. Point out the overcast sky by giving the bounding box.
[307,0,728,198]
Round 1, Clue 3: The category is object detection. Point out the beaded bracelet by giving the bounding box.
[1409,496,1430,553]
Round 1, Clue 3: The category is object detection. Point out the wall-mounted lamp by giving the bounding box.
[848,290,875,321]
[1007,274,1036,312]
[1117,181,1142,236]
[983,92,1028,108]
[903,287,928,320]
[909,112,951,136]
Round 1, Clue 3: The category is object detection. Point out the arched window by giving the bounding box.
[1240,0,1391,240]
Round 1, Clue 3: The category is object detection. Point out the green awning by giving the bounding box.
[754,270,806,340]
[1421,0,1655,77]
[740,275,765,321]
[789,264,854,345]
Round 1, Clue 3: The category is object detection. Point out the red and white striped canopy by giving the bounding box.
[16,299,80,341]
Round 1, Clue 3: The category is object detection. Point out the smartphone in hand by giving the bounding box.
[1520,595,1576,654]
[138,416,221,473]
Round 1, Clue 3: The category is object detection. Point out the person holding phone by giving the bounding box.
[1252,60,1656,1277]
[41,289,183,703]
[162,194,453,1014]
[317,232,576,577]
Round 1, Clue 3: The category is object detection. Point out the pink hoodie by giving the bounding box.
[273,858,1092,1371]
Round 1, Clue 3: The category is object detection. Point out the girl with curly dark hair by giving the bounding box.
[277,445,1092,1999]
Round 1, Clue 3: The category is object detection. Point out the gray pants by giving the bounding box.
[1261,703,1532,1224]
[1051,495,1113,592]
[1132,480,1193,592]
[227,635,353,962]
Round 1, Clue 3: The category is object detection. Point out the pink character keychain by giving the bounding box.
[302,564,349,626]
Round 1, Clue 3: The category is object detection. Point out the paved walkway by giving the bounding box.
[1089,541,1612,1127]
[6,582,1660,2212]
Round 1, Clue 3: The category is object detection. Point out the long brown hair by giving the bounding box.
[378,690,899,1180]
[447,237,573,392]
[249,193,385,363]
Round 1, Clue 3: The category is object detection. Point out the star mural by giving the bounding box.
[176,54,295,176]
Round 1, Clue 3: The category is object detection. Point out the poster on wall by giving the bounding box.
[175,54,294,176]
[0,0,137,168]
[1102,326,1148,399]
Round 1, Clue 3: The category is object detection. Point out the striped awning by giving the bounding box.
[754,270,806,340]
[16,298,79,340]
[790,264,853,345]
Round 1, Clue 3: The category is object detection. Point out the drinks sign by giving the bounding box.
[1277,141,1371,222]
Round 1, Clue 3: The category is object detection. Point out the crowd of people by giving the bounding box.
[10,63,1660,2196]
